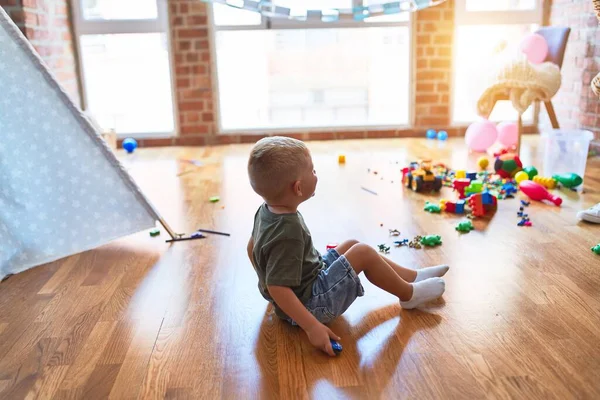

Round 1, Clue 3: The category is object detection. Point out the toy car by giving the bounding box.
[402,160,442,193]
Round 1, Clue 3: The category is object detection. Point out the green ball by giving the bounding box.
[523,166,538,179]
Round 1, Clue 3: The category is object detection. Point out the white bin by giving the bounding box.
[541,129,594,188]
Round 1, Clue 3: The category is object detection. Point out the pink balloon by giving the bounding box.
[497,122,519,146]
[465,120,498,152]
[520,33,548,64]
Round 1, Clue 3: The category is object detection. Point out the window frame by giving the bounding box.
[451,0,544,125]
[209,1,413,134]
[70,0,178,138]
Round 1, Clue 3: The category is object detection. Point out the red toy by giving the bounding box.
[467,192,497,217]
[326,243,338,250]
[519,180,562,206]
[452,178,470,199]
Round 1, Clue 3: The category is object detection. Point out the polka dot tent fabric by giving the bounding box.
[0,8,160,280]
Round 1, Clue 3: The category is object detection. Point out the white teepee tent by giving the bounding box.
[0,7,176,281]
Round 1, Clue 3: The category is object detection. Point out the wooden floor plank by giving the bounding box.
[1,137,600,398]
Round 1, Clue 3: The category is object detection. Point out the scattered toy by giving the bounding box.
[338,154,346,164]
[420,235,442,247]
[209,196,220,203]
[394,239,409,247]
[191,232,205,238]
[494,153,523,178]
[122,137,138,153]
[521,200,530,206]
[361,186,378,195]
[553,173,583,188]
[424,201,441,213]
[519,180,562,206]
[592,244,600,255]
[514,171,529,184]
[409,235,423,249]
[533,176,557,189]
[426,129,437,139]
[389,229,401,236]
[455,220,474,233]
[468,191,498,217]
[402,160,442,192]
[149,228,160,237]
[478,157,489,170]
[377,244,391,254]
[523,166,539,179]
[326,243,338,250]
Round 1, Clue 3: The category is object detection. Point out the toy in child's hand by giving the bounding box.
[330,339,343,355]
[519,180,562,206]
[552,173,583,188]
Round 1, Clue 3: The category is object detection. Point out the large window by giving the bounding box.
[453,0,543,124]
[211,2,410,131]
[72,0,175,137]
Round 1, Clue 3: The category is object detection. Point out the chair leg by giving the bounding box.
[544,101,560,129]
[517,113,523,155]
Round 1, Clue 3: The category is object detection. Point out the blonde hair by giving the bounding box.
[248,136,311,201]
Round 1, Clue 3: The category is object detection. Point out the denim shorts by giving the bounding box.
[287,249,365,325]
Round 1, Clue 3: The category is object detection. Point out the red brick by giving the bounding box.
[416,82,435,92]
[178,29,207,39]
[180,101,204,111]
[187,16,207,25]
[431,105,450,115]
[416,10,441,21]
[433,35,452,45]
[437,46,451,57]
[431,59,451,69]
[176,136,207,146]
[337,131,366,140]
[417,59,428,68]
[416,117,448,127]
[416,94,439,103]
[202,113,214,122]
[416,71,446,81]
[425,47,435,56]
[216,135,241,145]
[366,130,398,138]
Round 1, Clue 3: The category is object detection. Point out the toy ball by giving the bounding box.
[477,157,489,170]
[437,130,448,141]
[514,171,529,184]
[426,129,437,139]
[122,138,138,153]
[520,33,548,64]
[494,152,523,179]
[465,119,498,152]
[497,122,519,147]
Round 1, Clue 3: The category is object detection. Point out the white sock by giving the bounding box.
[400,278,445,309]
[415,264,449,282]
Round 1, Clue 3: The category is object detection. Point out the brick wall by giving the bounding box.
[1,0,81,106]
[544,0,600,138]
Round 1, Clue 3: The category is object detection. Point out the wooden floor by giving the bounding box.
[1,136,600,399]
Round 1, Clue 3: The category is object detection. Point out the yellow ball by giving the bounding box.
[478,157,489,170]
[338,154,346,164]
[515,171,529,184]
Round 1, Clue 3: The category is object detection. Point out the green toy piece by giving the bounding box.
[552,173,583,188]
[592,244,600,255]
[465,180,483,196]
[420,235,442,247]
[149,228,160,237]
[523,166,538,179]
[209,196,220,203]
[455,220,474,233]
[378,244,391,254]
[424,201,441,213]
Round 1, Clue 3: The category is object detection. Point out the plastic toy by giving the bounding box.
[455,220,474,233]
[592,244,600,255]
[361,186,378,195]
[209,196,220,203]
[502,182,518,197]
[465,180,483,196]
[521,200,530,206]
[424,201,441,213]
[326,243,338,250]
[330,339,343,355]
[420,235,442,247]
[122,138,138,153]
[468,191,498,217]
[453,178,470,199]
[532,176,557,189]
[440,199,465,214]
[518,218,533,227]
[523,166,538,179]
[409,235,423,249]
[466,172,478,181]
[426,129,437,139]
[402,160,442,192]
[514,171,529,184]
[494,153,523,178]
[519,180,562,206]
[552,173,583,188]
[338,154,346,164]
[394,239,409,246]
[455,170,466,179]
[149,228,160,237]
[191,232,205,239]
[478,157,489,170]
[389,229,401,236]
[437,130,448,140]
[377,244,390,254]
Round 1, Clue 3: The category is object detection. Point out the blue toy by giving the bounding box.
[502,182,518,197]
[330,339,342,355]
[122,138,138,153]
[394,239,409,246]
[437,130,448,140]
[426,129,437,139]
[466,171,477,181]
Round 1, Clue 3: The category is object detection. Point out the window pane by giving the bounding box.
[215,27,409,130]
[212,4,262,26]
[465,0,537,11]
[81,0,158,20]
[453,24,537,123]
[80,33,175,135]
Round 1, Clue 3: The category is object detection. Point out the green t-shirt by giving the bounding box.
[251,203,325,319]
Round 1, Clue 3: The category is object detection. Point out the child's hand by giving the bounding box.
[306,322,341,357]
